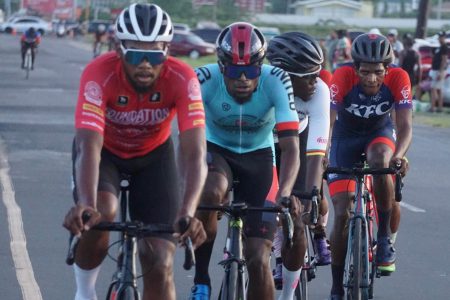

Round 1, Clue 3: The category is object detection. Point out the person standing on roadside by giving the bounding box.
[429,31,448,113]
[399,33,422,97]
[387,29,404,64]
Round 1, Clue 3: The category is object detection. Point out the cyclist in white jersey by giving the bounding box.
[267,32,331,299]
[189,22,301,300]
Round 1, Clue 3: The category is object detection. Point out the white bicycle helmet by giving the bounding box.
[115,3,173,42]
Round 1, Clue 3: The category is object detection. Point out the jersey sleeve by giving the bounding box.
[386,68,413,110]
[266,69,299,134]
[330,65,354,111]
[175,66,206,132]
[75,62,107,134]
[306,80,330,156]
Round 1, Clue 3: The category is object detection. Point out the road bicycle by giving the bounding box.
[24,47,32,79]
[197,192,294,300]
[324,161,402,300]
[66,176,195,300]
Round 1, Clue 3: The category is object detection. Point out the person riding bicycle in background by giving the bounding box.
[20,27,41,70]
[266,32,332,299]
[327,33,412,300]
[189,22,300,300]
[93,23,108,58]
[63,3,207,300]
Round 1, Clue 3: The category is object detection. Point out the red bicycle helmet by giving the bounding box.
[216,22,267,65]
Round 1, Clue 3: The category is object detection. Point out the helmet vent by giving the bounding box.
[124,11,134,34]
[238,42,245,60]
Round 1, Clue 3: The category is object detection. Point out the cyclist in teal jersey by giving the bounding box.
[189,22,301,300]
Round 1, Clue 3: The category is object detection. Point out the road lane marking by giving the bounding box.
[0,138,43,300]
[400,201,426,213]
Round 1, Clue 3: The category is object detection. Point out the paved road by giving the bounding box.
[0,33,449,300]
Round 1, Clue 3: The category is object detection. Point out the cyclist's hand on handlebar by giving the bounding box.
[279,195,301,219]
[63,204,101,237]
[174,216,206,249]
[390,156,409,177]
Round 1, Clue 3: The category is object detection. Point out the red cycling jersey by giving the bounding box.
[319,69,332,87]
[75,52,205,159]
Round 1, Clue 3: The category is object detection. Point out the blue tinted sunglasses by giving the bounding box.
[120,44,167,66]
[223,64,262,79]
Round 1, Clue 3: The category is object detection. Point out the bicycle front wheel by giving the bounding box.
[25,51,31,79]
[346,218,365,300]
[220,261,240,300]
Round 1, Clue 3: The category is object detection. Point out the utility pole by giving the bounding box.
[415,0,431,39]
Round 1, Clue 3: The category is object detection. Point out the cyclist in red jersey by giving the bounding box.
[63,4,207,300]
[327,33,412,299]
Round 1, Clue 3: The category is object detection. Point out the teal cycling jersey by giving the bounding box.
[195,64,299,154]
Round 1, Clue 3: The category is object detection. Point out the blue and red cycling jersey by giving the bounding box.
[330,64,412,136]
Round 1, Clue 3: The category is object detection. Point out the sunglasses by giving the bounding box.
[222,64,262,80]
[287,67,321,81]
[120,44,167,66]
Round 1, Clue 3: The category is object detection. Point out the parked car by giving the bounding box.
[191,28,221,44]
[413,38,450,105]
[173,23,190,33]
[170,31,216,59]
[0,16,52,35]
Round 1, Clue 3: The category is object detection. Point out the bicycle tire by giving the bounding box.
[220,261,240,300]
[112,285,139,300]
[25,50,31,79]
[106,281,118,300]
[349,218,362,300]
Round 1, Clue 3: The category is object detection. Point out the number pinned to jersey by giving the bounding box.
[150,92,161,102]
[117,96,129,106]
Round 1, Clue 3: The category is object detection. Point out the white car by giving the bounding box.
[0,16,52,35]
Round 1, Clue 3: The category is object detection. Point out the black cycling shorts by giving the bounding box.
[206,142,278,241]
[72,138,180,241]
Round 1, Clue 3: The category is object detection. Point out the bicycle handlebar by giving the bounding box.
[324,166,403,202]
[197,203,294,249]
[291,187,320,225]
[65,217,196,271]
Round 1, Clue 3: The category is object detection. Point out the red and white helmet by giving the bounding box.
[216,22,267,65]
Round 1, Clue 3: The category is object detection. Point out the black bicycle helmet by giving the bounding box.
[351,33,394,64]
[267,32,323,74]
[115,3,173,42]
[216,22,266,65]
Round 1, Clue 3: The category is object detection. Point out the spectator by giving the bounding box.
[387,29,404,64]
[429,31,448,113]
[399,33,422,97]
[332,29,352,71]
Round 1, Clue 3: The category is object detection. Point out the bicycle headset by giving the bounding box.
[216,22,267,66]
[115,3,173,42]
[351,33,394,65]
[266,32,323,75]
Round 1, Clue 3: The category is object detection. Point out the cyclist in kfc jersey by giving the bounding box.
[327,33,412,300]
